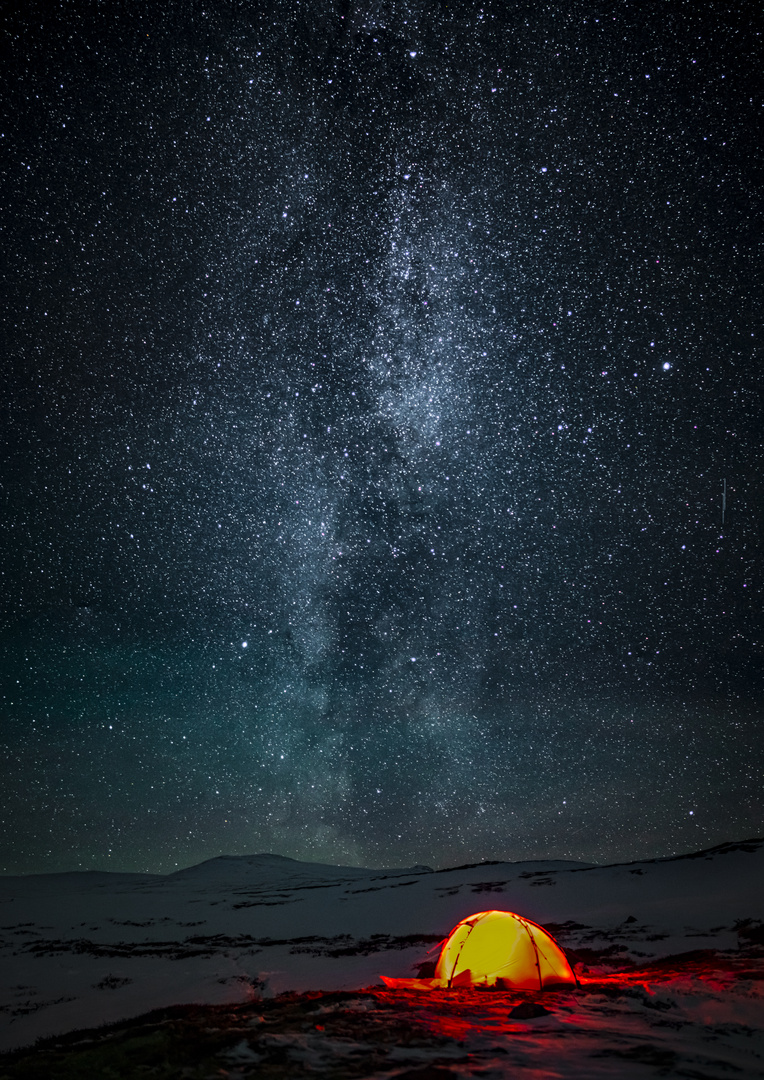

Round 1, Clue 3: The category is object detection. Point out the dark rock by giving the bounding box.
[508,1002,553,1019]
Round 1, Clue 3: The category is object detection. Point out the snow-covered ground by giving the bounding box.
[1,839,762,1076]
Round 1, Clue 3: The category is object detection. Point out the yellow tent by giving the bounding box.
[381,909,577,990]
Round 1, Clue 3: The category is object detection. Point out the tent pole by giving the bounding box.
[447,923,475,988]
[521,919,543,991]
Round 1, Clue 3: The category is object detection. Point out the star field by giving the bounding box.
[1,0,762,874]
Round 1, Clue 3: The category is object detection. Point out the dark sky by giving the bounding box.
[2,0,762,875]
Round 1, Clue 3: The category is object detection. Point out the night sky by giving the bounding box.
[2,1,762,876]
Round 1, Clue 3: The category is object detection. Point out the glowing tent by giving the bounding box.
[381,909,577,990]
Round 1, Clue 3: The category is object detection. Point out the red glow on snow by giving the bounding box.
[370,954,761,1040]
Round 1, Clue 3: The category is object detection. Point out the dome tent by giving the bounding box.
[381,910,577,990]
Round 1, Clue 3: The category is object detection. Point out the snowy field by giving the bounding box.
[1,838,762,1077]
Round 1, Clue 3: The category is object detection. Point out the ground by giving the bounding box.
[1,954,762,1079]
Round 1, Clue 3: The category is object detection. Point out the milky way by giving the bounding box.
[2,1,762,874]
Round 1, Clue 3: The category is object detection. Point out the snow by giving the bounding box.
[1,839,763,1076]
